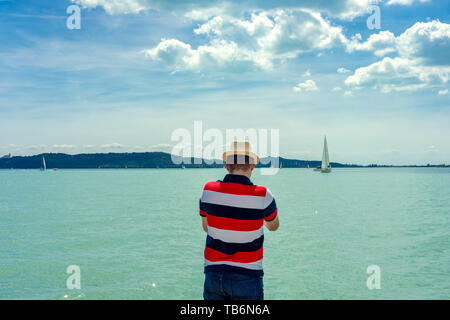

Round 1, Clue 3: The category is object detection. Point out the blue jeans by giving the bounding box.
[203,271,264,300]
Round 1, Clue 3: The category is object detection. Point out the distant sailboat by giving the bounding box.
[314,136,331,173]
[320,136,331,173]
[40,155,46,171]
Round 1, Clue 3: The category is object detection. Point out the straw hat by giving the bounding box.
[222,141,259,164]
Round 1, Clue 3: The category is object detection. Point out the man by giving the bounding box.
[199,141,279,300]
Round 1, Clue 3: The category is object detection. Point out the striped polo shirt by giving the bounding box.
[199,174,278,276]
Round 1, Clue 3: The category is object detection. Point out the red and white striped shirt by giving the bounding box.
[199,174,278,276]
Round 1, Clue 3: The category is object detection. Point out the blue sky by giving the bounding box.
[0,0,449,165]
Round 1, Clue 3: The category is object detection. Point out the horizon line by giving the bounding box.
[0,151,448,168]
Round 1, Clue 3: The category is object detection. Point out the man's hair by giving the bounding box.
[226,155,254,173]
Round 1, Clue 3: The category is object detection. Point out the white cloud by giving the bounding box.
[333,86,342,91]
[101,142,124,148]
[386,0,430,5]
[152,143,171,148]
[345,57,450,93]
[303,69,311,77]
[396,20,450,65]
[438,89,448,95]
[346,20,450,62]
[73,0,380,20]
[293,79,318,92]
[337,67,350,74]
[345,20,450,93]
[386,0,414,4]
[343,90,353,97]
[72,0,148,14]
[144,9,349,72]
[194,9,349,59]
[73,1,446,95]
[143,38,266,72]
[52,144,77,149]
[150,143,172,151]
[27,144,48,150]
[346,31,397,57]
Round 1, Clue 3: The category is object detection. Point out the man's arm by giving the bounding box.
[262,188,279,231]
[201,216,208,232]
[264,215,279,231]
[199,189,208,232]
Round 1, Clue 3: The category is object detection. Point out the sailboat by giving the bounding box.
[40,155,46,171]
[320,136,331,173]
[314,136,331,173]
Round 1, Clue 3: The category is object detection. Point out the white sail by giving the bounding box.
[42,156,46,171]
[321,137,327,169]
[325,137,330,169]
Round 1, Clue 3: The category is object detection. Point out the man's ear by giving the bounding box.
[250,164,255,171]
[225,163,231,172]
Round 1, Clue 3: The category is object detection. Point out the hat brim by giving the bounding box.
[222,151,259,164]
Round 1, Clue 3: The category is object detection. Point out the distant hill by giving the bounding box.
[0,152,362,169]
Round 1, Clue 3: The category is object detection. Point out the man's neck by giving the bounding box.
[229,171,252,179]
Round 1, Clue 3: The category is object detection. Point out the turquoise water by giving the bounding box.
[0,168,449,300]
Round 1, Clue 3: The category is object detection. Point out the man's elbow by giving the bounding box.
[265,219,279,231]
[268,223,279,231]
[201,217,208,232]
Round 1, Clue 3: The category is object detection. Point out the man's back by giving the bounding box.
[199,173,278,299]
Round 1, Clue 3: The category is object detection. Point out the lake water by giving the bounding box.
[0,168,449,299]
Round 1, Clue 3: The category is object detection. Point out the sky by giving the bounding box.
[0,0,449,165]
